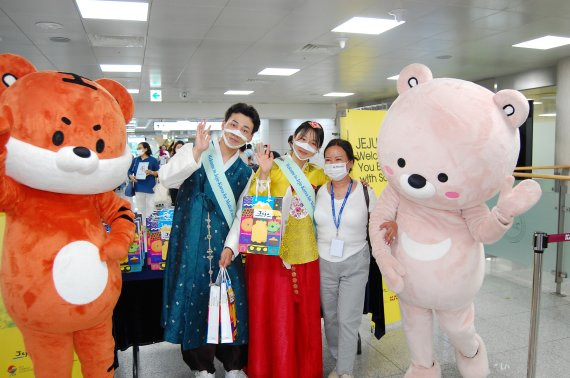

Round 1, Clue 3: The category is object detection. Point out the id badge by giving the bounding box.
[330,238,344,258]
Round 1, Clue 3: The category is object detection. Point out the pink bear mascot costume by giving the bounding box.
[369,64,542,378]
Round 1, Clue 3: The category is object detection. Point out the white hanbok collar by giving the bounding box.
[215,139,240,172]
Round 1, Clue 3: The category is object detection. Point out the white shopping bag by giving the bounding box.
[220,268,234,343]
[206,276,221,344]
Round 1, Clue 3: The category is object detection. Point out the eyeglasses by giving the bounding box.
[226,119,252,136]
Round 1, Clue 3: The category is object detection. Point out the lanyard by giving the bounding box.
[331,179,353,237]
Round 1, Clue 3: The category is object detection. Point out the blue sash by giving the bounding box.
[202,142,236,227]
[274,155,315,218]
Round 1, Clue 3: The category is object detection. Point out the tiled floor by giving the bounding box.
[115,257,570,377]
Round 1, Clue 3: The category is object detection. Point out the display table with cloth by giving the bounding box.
[112,267,164,378]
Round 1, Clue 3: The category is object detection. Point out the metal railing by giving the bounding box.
[512,165,570,377]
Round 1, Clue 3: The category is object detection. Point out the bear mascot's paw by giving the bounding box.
[495,176,542,225]
[404,361,442,378]
[455,334,490,378]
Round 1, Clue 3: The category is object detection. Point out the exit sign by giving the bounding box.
[150,89,162,102]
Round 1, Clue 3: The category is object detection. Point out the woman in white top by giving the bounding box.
[315,139,396,378]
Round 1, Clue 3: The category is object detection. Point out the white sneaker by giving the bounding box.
[328,370,339,378]
[195,371,214,378]
[339,374,353,378]
[225,370,247,378]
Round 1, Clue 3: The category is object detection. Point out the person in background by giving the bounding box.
[158,144,170,165]
[160,103,261,378]
[315,139,397,378]
[128,142,160,221]
[167,140,185,206]
[224,121,327,378]
[167,140,184,157]
[239,143,253,165]
[243,148,258,172]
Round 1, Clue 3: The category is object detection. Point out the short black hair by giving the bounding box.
[287,135,293,146]
[139,142,152,156]
[224,103,261,134]
[324,138,357,162]
[293,121,325,149]
[272,151,281,159]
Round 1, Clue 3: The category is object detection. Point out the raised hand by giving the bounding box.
[192,120,211,161]
[256,142,274,176]
[496,175,542,222]
[195,120,211,153]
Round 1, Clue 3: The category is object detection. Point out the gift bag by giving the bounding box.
[224,269,238,341]
[238,185,283,256]
[206,273,221,344]
[219,268,233,344]
[153,180,171,208]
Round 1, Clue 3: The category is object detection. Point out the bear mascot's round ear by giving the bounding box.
[493,89,530,129]
[397,63,433,95]
[0,54,37,96]
[95,78,134,124]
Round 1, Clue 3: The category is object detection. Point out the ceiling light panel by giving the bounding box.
[224,90,254,95]
[332,17,405,35]
[76,0,149,21]
[387,75,399,80]
[258,68,300,76]
[100,64,142,72]
[127,89,139,94]
[513,35,570,50]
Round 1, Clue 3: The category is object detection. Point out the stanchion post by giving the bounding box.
[527,232,548,378]
[554,168,568,296]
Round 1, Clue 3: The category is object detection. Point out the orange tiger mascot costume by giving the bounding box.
[0,54,135,378]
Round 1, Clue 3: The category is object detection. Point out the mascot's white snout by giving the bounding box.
[56,146,99,174]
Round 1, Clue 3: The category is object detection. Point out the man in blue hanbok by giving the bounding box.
[160,103,260,378]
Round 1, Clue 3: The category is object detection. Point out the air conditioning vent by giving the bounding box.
[295,43,339,55]
[88,34,145,48]
[246,78,269,84]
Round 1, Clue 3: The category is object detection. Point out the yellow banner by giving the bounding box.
[0,213,82,377]
[340,109,401,326]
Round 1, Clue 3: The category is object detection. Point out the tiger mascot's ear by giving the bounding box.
[96,78,134,124]
[0,54,37,96]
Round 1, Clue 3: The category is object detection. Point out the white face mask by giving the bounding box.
[136,148,144,156]
[222,128,248,149]
[325,163,348,181]
[292,140,317,161]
